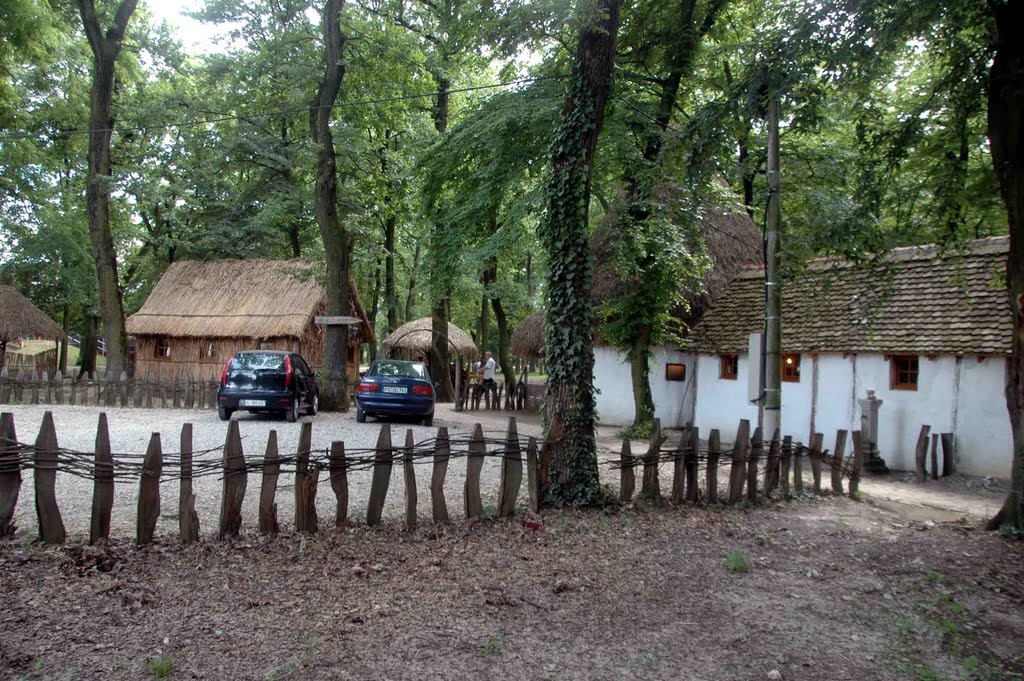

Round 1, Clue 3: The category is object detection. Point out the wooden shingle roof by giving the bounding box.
[689,237,1010,356]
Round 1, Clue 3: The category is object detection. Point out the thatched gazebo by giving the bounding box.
[0,285,65,373]
[381,317,478,402]
[511,310,544,360]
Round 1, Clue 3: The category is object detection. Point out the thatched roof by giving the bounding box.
[126,259,374,343]
[511,311,544,359]
[382,317,478,357]
[590,201,762,339]
[0,285,64,341]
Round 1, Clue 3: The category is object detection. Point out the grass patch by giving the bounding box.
[147,655,174,678]
[724,550,750,573]
[482,634,506,657]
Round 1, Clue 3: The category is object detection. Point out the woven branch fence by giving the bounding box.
[0,368,221,411]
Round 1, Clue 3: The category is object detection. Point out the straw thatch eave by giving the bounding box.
[382,317,478,357]
[0,286,64,342]
[511,310,544,359]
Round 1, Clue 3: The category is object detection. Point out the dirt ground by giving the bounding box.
[2,495,1023,681]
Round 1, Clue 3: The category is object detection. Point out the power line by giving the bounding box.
[0,75,563,143]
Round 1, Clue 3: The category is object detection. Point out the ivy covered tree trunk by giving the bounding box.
[75,0,138,379]
[988,0,1024,531]
[309,0,352,411]
[429,75,456,402]
[539,0,620,506]
[628,325,654,434]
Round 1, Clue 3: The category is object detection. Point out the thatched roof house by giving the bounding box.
[126,259,373,381]
[382,317,478,358]
[0,285,64,372]
[510,311,544,360]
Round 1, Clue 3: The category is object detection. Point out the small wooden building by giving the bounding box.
[0,285,65,374]
[126,259,374,382]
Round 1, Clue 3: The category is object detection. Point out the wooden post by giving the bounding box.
[218,420,247,539]
[810,432,824,494]
[294,420,317,533]
[403,429,417,530]
[33,411,65,544]
[69,376,78,406]
[497,418,523,518]
[706,429,721,503]
[366,424,393,527]
[185,376,194,409]
[90,414,114,544]
[526,436,540,514]
[764,429,780,496]
[464,423,485,518]
[30,369,39,405]
[639,418,663,503]
[727,419,750,504]
[930,433,940,480]
[0,413,20,537]
[671,425,689,505]
[258,430,281,535]
[793,438,804,493]
[941,433,956,477]
[145,375,153,408]
[831,430,848,495]
[850,430,864,498]
[330,440,349,526]
[119,371,128,408]
[43,371,51,405]
[53,371,63,405]
[780,435,792,497]
[136,433,162,546]
[619,439,635,504]
[746,427,762,503]
[686,426,700,504]
[179,423,200,543]
[914,425,931,482]
[431,427,451,523]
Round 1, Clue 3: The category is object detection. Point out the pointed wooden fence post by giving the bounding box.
[403,430,417,530]
[849,430,864,498]
[780,435,792,497]
[941,433,956,477]
[53,371,63,405]
[294,421,318,533]
[464,424,486,519]
[367,424,393,526]
[727,420,750,505]
[746,427,762,503]
[90,414,114,544]
[706,429,721,503]
[34,412,65,544]
[930,433,940,480]
[69,374,78,406]
[619,439,635,504]
[686,426,700,504]
[330,440,349,526]
[810,432,824,494]
[179,423,200,543]
[764,429,781,496]
[258,430,281,535]
[526,436,540,514]
[831,430,848,495]
[119,371,128,407]
[431,427,451,523]
[136,433,162,546]
[671,424,689,505]
[0,413,20,537]
[914,425,931,483]
[639,419,663,504]
[218,420,247,539]
[793,438,804,494]
[497,418,523,518]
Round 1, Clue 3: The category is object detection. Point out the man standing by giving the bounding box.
[482,351,497,407]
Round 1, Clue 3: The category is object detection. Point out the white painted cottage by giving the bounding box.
[686,237,1012,477]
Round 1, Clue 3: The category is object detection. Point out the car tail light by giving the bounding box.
[357,382,379,393]
[221,357,232,386]
[284,355,293,388]
[413,384,434,397]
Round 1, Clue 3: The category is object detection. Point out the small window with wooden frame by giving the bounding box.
[782,353,801,382]
[155,338,171,359]
[720,354,738,380]
[890,355,919,391]
[665,363,686,382]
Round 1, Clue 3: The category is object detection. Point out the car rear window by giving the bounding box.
[229,353,286,371]
[369,361,428,380]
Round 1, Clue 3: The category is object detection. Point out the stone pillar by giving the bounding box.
[858,390,889,474]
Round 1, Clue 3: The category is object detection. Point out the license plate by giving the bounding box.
[382,386,407,394]
[239,399,265,407]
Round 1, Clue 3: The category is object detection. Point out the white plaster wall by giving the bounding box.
[780,354,814,442]
[955,357,1012,477]
[812,354,856,447]
[592,345,695,428]
[693,352,759,440]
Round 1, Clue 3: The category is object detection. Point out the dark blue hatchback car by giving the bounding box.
[355,360,435,426]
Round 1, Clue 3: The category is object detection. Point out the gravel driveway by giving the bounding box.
[4,404,533,541]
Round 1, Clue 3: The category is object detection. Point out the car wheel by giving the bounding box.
[218,405,233,421]
[307,391,319,416]
[356,407,366,423]
[422,412,434,428]
[285,399,299,423]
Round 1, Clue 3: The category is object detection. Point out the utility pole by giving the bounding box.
[762,92,782,441]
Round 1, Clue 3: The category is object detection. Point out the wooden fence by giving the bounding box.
[0,368,223,410]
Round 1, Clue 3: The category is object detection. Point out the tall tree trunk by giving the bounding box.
[628,325,654,433]
[405,242,420,323]
[75,0,138,379]
[59,304,70,375]
[491,293,516,393]
[429,75,456,402]
[368,256,381,363]
[384,215,398,334]
[538,0,620,506]
[988,0,1024,530]
[80,311,98,378]
[478,289,489,352]
[309,0,351,411]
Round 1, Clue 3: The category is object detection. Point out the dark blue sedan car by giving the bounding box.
[355,360,435,426]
